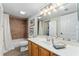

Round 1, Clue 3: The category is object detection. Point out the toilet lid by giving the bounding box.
[20,41,28,46]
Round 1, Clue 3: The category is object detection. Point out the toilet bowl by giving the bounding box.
[20,40,28,52]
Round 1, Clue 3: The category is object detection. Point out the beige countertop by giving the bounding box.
[28,37,79,56]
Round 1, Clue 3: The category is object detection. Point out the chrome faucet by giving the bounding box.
[46,37,50,42]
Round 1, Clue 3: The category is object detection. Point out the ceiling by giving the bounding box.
[2,3,77,19]
[2,3,48,18]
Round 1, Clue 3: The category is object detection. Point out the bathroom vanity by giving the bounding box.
[28,40,57,56]
[28,37,79,56]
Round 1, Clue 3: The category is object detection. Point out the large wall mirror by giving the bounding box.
[38,20,49,35]
[37,3,79,42]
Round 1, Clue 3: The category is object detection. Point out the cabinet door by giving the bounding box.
[31,43,39,56]
[28,41,32,56]
[50,52,58,56]
[39,47,50,56]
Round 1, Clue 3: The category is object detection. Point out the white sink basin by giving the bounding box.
[53,40,66,49]
[53,43,66,49]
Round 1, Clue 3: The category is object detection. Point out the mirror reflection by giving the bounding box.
[37,3,78,41]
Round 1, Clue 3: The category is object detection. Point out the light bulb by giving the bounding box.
[20,11,26,15]
[44,9,48,12]
[49,5,53,10]
[40,11,43,15]
[48,11,51,15]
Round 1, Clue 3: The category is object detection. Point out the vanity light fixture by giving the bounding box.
[40,3,64,16]
[20,11,26,15]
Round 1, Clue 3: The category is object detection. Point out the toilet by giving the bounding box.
[20,40,28,52]
[12,39,28,52]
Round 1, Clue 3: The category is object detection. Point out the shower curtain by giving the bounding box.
[3,14,13,52]
[0,3,4,55]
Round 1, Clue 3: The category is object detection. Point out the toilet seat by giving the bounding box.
[20,41,28,46]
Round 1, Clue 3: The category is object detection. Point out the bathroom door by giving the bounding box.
[49,20,57,37]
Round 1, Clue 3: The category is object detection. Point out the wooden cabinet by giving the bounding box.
[50,52,58,56]
[28,41,32,56]
[31,43,39,56]
[39,47,50,56]
[28,40,58,56]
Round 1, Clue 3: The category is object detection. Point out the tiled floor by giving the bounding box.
[4,47,28,56]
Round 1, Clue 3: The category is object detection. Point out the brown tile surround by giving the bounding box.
[9,15,28,39]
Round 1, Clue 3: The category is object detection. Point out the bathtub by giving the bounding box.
[12,38,28,49]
